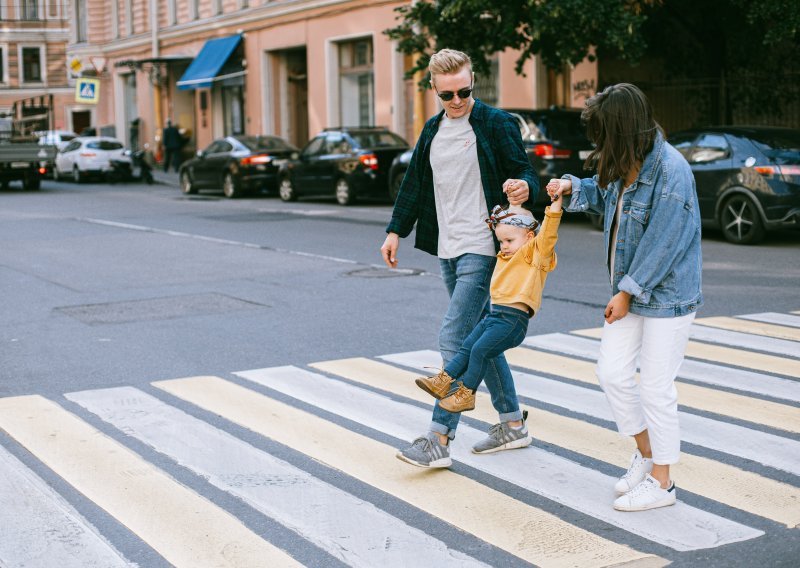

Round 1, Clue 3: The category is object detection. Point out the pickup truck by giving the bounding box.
[0,140,57,190]
[0,94,57,191]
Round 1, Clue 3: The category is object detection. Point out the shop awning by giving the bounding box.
[177,34,244,90]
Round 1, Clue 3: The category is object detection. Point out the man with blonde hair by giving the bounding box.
[381,48,538,467]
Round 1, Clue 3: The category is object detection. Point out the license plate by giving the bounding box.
[11,162,30,168]
[579,150,592,160]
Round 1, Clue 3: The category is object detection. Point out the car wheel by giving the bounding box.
[389,171,403,203]
[222,172,241,198]
[587,213,603,230]
[72,166,83,184]
[180,171,197,195]
[22,174,40,191]
[720,193,765,245]
[335,177,355,206]
[279,176,297,202]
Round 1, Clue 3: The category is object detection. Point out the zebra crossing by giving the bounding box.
[0,310,798,567]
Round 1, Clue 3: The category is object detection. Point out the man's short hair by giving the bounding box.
[428,49,472,79]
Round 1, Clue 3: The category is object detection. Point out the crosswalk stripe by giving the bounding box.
[67,386,491,568]
[353,355,800,527]
[236,364,763,550]
[573,327,800,378]
[153,376,661,568]
[739,312,800,329]
[523,333,800,403]
[0,395,300,568]
[688,323,800,357]
[694,316,800,342]
[0,444,132,568]
[505,347,800,436]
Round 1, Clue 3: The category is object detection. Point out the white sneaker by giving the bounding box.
[614,449,653,495]
[613,474,676,512]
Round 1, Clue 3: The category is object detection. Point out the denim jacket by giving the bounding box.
[564,132,703,318]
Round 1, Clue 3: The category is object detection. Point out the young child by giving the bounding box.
[416,195,563,413]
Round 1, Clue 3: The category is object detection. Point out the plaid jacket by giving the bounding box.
[386,99,538,256]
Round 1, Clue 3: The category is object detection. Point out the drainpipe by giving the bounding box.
[412,0,426,140]
[151,0,163,162]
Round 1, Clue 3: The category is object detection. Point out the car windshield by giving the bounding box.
[350,132,407,148]
[236,136,296,152]
[516,112,587,143]
[87,140,123,150]
[747,131,800,165]
[60,134,76,142]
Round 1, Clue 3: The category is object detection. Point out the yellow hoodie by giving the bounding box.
[490,206,562,316]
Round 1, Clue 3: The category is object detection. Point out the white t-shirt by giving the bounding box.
[429,111,495,259]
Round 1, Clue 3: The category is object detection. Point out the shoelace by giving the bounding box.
[411,436,432,452]
[627,478,658,498]
[621,455,642,480]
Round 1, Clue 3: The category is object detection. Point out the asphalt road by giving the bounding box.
[0,178,798,567]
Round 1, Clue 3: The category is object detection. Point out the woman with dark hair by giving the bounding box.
[547,83,703,512]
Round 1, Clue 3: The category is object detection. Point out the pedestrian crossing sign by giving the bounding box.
[75,78,100,104]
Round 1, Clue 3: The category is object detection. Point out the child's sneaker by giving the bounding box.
[614,449,653,495]
[613,474,676,511]
[439,381,476,413]
[396,432,452,468]
[472,411,532,454]
[415,369,454,400]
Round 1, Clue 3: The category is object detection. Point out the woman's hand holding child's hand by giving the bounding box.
[546,178,571,202]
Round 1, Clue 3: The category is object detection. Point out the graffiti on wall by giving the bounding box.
[572,78,597,105]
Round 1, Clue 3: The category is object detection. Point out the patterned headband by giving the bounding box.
[485,205,540,232]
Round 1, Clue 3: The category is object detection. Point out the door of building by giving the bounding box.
[286,48,308,147]
[72,110,91,135]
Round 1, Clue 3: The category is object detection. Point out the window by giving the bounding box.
[474,55,499,107]
[0,46,6,84]
[302,136,326,158]
[339,39,374,127]
[21,0,40,20]
[75,0,88,42]
[21,46,43,83]
[690,133,730,164]
[669,133,698,160]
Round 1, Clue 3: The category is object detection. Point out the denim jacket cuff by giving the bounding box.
[619,274,650,304]
[562,174,586,212]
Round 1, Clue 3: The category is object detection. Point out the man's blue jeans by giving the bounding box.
[445,305,529,391]
[431,254,524,439]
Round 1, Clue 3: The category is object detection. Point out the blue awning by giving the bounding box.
[177,34,243,90]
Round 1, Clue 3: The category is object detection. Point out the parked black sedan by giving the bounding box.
[278,127,409,205]
[179,135,298,198]
[669,127,800,244]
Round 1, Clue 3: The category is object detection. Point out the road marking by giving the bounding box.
[522,333,800,403]
[0,395,300,568]
[688,323,800,357]
[236,365,763,550]
[153,376,661,568]
[67,386,490,568]
[505,347,800,436]
[377,353,800,527]
[693,316,800,342]
[573,327,800,378]
[0,444,132,568]
[739,312,800,329]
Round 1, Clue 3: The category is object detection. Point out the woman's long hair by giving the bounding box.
[581,83,663,188]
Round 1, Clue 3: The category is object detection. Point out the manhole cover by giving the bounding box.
[55,293,266,325]
[345,267,424,278]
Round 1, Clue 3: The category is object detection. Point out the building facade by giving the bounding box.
[0,0,74,135]
[64,0,597,157]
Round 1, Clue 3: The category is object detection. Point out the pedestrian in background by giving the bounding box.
[380,48,538,468]
[547,83,703,511]
[162,119,183,173]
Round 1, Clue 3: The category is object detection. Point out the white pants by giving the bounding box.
[596,312,695,465]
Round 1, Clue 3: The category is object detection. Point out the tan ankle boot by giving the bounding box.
[415,370,454,399]
[439,381,476,413]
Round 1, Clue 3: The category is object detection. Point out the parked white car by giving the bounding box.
[54,136,127,182]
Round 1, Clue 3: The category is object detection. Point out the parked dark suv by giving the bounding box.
[669,126,800,244]
[389,108,595,215]
[504,107,595,207]
[278,127,409,205]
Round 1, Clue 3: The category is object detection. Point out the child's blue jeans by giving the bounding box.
[445,305,530,392]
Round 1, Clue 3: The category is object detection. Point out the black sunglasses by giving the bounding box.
[435,83,473,102]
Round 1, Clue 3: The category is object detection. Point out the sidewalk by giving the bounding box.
[151,169,180,188]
